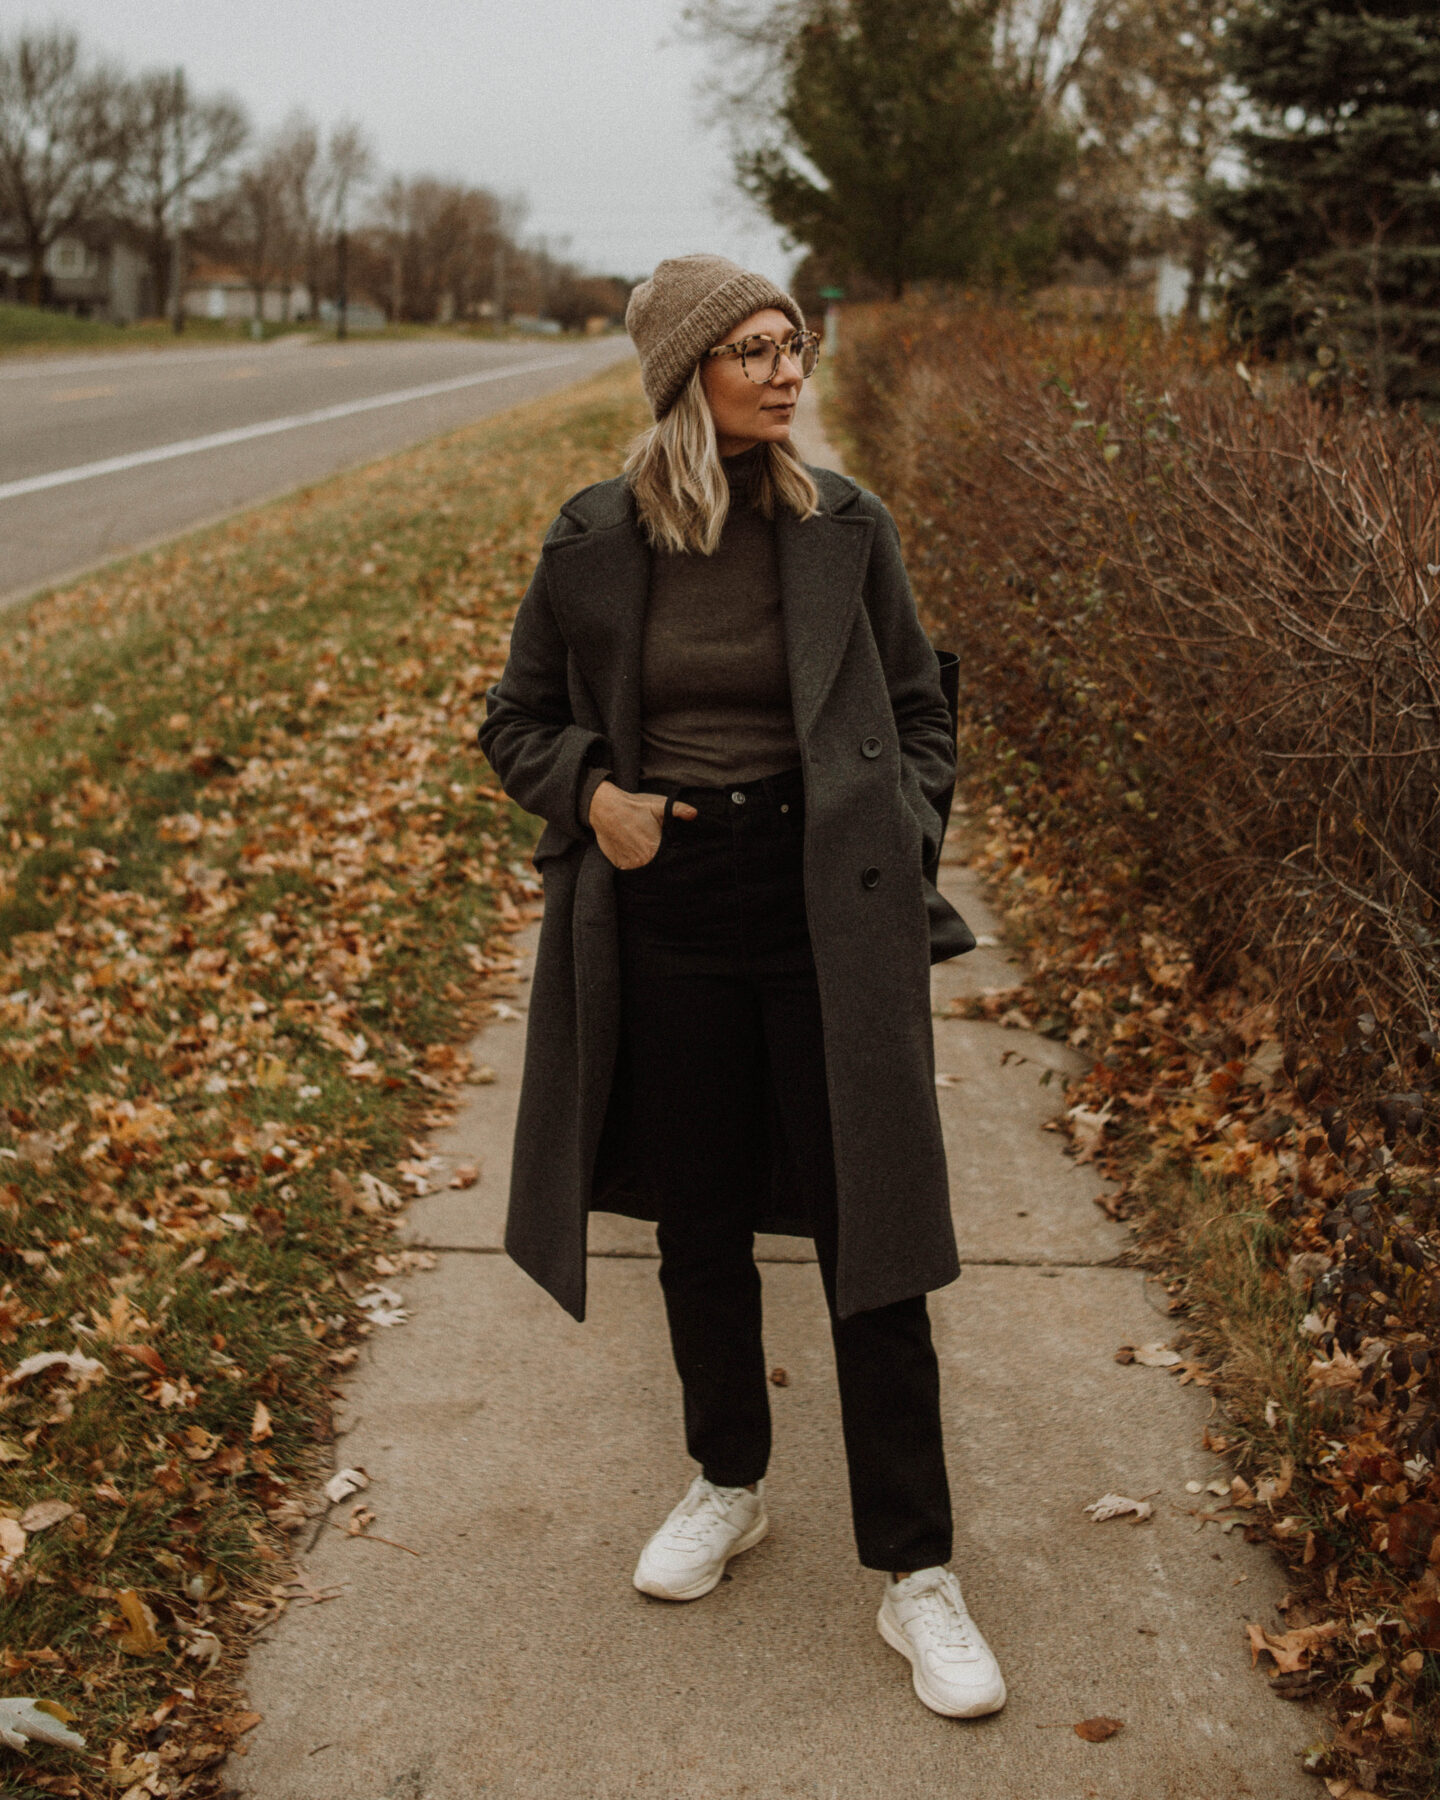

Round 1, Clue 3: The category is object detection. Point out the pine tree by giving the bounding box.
[702,0,1073,298]
[1212,0,1440,404]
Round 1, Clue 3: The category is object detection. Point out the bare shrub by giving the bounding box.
[837,299,1440,1099]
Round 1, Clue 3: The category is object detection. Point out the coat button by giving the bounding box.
[862,865,881,889]
[730,790,747,804]
[861,736,882,758]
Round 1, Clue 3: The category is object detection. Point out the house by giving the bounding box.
[0,223,155,321]
[181,256,311,325]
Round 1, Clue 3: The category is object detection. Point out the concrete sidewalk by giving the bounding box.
[231,394,1317,1799]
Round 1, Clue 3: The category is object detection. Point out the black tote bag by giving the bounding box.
[923,649,976,960]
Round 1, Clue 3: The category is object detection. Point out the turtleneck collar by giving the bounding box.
[721,440,767,504]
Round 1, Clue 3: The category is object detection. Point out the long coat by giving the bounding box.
[478,463,973,1323]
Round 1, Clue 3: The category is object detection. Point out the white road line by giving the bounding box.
[0,353,583,502]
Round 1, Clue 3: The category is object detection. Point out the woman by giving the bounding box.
[478,254,1005,1720]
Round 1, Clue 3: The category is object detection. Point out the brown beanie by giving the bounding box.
[625,253,805,420]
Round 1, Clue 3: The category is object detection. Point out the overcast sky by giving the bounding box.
[23,0,793,284]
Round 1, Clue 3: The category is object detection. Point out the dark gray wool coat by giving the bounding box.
[477,463,973,1323]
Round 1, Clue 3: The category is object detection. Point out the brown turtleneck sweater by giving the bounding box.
[579,443,800,819]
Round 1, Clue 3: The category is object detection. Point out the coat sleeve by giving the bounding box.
[477,536,611,842]
[860,496,956,867]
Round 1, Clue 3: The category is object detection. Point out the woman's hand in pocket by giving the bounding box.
[587,781,697,869]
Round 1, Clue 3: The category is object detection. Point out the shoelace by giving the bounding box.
[904,1573,979,1653]
[665,1485,739,1544]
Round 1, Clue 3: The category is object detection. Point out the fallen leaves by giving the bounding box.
[1083,1492,1155,1523]
[0,360,643,1772]
[0,1695,86,1752]
[1066,1102,1114,1163]
[1074,1715,1125,1742]
[323,1466,370,1505]
[1115,1341,1182,1367]
[113,1588,165,1656]
[1246,1618,1342,1674]
[0,1516,26,1574]
[357,1284,408,1328]
[18,1498,74,1533]
[3,1348,106,1390]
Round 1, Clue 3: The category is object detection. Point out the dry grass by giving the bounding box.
[0,360,651,1797]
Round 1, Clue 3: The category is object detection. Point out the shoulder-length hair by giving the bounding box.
[624,361,820,556]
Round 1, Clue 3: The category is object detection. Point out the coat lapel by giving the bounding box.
[776,504,875,741]
[543,473,875,777]
[544,513,650,788]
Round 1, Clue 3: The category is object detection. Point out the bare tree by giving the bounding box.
[371,172,410,320]
[1061,0,1242,305]
[271,111,326,320]
[231,141,292,324]
[992,0,1120,106]
[362,174,505,324]
[325,120,373,337]
[0,27,130,305]
[121,66,248,329]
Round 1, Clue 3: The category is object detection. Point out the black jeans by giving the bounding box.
[613,764,953,1573]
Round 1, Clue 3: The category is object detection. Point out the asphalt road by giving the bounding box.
[0,333,635,607]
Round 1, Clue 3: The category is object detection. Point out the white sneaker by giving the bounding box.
[633,1474,768,1601]
[878,1565,1007,1717]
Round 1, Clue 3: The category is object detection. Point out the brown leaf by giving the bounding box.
[769,1367,790,1387]
[1074,1716,1124,1742]
[115,1587,165,1655]
[448,1162,480,1190]
[1386,1501,1440,1572]
[117,1342,167,1377]
[250,1400,273,1442]
[1254,1457,1294,1509]
[220,1710,263,1738]
[0,1516,27,1572]
[1245,1618,1340,1673]
[329,1168,359,1217]
[19,1499,75,1533]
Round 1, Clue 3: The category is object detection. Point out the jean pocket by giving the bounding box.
[614,821,671,876]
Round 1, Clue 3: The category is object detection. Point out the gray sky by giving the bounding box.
[23,0,793,283]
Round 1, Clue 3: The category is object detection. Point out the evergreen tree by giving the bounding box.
[1213,0,1440,404]
[711,1,1073,297]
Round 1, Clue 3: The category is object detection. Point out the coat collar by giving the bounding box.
[543,463,874,772]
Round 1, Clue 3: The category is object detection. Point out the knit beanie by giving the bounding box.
[625,253,806,420]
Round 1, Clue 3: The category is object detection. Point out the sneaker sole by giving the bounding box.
[877,1607,1007,1718]
[633,1512,770,1602]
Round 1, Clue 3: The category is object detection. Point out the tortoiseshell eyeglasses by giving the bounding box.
[704,329,821,385]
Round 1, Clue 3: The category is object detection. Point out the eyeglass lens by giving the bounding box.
[740,334,818,383]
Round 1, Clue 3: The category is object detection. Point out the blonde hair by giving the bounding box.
[624,362,820,556]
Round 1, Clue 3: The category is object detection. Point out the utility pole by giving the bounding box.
[169,68,188,335]
[336,224,349,340]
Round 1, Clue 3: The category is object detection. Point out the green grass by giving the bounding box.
[0,358,650,1795]
[0,302,316,358]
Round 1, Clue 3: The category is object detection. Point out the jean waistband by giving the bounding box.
[638,763,805,820]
